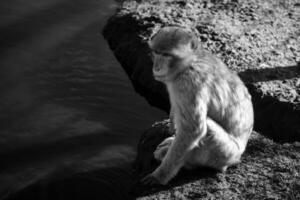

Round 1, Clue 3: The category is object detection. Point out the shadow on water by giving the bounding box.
[0,0,165,199]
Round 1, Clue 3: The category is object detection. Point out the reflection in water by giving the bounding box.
[0,0,165,199]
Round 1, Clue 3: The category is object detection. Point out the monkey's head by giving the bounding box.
[148,26,199,82]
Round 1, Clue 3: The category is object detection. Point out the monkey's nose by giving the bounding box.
[153,64,161,72]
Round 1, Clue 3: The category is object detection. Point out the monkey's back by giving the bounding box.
[177,52,254,142]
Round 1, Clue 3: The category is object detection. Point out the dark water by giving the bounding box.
[0,0,165,199]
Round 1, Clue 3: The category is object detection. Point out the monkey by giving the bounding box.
[141,26,254,185]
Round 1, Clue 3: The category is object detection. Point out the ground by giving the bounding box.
[133,120,300,200]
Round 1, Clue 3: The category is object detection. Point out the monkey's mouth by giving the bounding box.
[153,74,166,81]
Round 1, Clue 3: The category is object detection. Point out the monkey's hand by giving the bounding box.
[154,136,174,161]
[141,173,160,186]
[140,168,169,186]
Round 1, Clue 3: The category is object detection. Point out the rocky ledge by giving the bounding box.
[102,0,300,199]
[103,0,300,142]
[132,120,299,199]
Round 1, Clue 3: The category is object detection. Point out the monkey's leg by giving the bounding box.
[142,97,208,185]
[169,107,176,133]
[154,136,175,161]
[153,108,176,162]
[186,118,243,171]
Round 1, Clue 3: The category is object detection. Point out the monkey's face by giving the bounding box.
[151,50,173,81]
[148,26,198,82]
[150,45,194,82]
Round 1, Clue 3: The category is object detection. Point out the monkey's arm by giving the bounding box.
[142,97,208,185]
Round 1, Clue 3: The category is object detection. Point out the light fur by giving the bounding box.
[144,26,254,185]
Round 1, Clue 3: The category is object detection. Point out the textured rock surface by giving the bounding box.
[133,120,300,200]
[103,1,300,198]
[103,0,300,142]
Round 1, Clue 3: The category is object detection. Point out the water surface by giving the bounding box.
[0,0,165,199]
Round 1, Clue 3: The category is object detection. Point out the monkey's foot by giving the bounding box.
[154,136,174,161]
[157,136,174,148]
[154,146,168,161]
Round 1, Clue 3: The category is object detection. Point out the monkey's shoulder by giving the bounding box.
[188,59,224,80]
[176,66,204,84]
[196,49,226,66]
[191,57,241,82]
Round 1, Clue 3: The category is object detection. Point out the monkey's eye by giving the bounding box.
[152,50,160,55]
[151,50,158,57]
[161,52,171,57]
[151,50,172,57]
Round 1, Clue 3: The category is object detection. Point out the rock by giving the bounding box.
[133,119,174,176]
[103,0,300,142]
[133,120,300,200]
[102,2,300,198]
